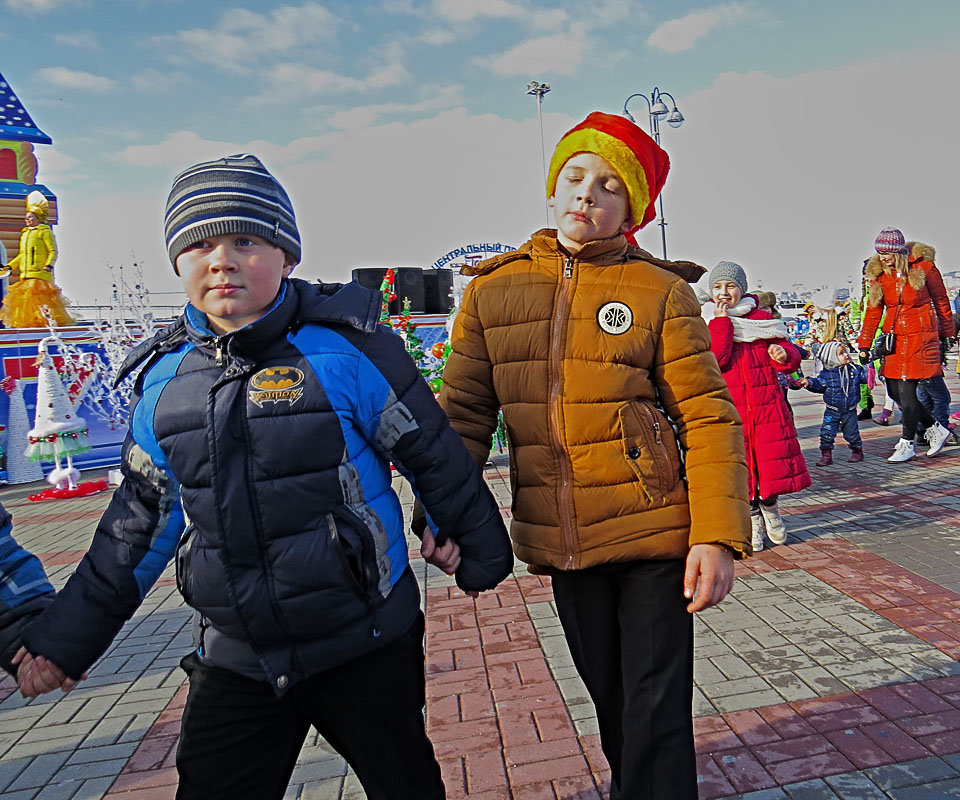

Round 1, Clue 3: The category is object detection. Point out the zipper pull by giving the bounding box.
[653,420,662,443]
[564,256,573,279]
[215,337,225,366]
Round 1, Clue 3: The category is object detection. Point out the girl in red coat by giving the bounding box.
[856,229,953,463]
[706,262,811,551]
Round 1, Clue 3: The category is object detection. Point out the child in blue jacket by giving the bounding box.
[16,154,513,800]
[802,341,867,465]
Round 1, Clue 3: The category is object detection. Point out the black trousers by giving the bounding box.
[175,613,445,800]
[886,378,935,440]
[551,559,696,800]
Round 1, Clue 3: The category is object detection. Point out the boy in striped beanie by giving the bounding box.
[16,153,514,799]
[430,111,750,800]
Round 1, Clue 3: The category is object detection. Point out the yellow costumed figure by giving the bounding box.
[0,191,75,327]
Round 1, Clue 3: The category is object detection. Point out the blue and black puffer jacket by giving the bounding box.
[22,278,512,694]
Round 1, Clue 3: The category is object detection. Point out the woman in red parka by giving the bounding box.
[857,228,953,463]
[706,261,811,552]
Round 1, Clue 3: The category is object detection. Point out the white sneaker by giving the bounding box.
[759,501,787,545]
[887,438,916,462]
[750,511,764,552]
[924,422,951,457]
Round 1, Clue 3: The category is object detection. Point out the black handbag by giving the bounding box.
[876,331,896,357]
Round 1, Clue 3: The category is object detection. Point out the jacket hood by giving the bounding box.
[462,229,705,283]
[117,278,382,385]
[865,244,933,306]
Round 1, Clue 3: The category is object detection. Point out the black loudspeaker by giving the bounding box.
[422,269,454,314]
[393,267,425,313]
[352,267,425,314]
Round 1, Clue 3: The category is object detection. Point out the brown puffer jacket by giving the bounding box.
[439,230,751,571]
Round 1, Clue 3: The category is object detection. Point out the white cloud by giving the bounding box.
[647,3,747,53]
[487,28,587,75]
[155,2,340,73]
[432,0,523,22]
[35,67,119,92]
[643,50,960,295]
[246,62,411,105]
[4,0,72,12]
[327,86,463,130]
[130,68,192,94]
[365,62,412,89]
[53,31,100,49]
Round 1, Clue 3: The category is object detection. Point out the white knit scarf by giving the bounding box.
[698,293,790,342]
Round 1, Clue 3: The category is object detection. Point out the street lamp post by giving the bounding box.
[623,87,684,259]
[526,80,551,226]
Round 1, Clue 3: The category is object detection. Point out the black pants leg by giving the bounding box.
[551,559,696,800]
[175,654,310,800]
[175,613,445,800]
[887,378,934,440]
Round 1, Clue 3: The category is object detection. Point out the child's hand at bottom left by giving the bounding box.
[12,647,84,698]
[684,544,735,613]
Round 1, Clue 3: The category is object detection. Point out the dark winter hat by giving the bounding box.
[874,228,907,255]
[709,261,748,296]
[164,154,301,271]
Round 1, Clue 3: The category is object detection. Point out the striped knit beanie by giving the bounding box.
[164,154,301,272]
[546,111,670,235]
[874,228,907,255]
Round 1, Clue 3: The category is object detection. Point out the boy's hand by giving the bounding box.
[12,647,82,698]
[767,344,788,363]
[420,529,478,597]
[713,300,729,318]
[799,378,809,388]
[859,349,871,364]
[683,544,735,613]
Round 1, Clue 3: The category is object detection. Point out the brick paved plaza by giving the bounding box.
[2,385,960,799]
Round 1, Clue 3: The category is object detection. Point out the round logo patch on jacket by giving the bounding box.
[249,367,305,408]
[597,302,633,335]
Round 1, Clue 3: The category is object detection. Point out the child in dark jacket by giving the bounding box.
[0,501,55,677]
[16,154,513,800]
[802,340,867,465]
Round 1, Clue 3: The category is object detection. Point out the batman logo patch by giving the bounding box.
[249,367,305,408]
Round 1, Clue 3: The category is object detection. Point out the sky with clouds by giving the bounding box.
[3,0,960,305]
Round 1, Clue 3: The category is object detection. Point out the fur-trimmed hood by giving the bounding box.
[865,241,935,307]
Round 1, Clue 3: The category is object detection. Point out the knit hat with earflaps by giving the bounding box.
[546,112,670,241]
[164,154,301,272]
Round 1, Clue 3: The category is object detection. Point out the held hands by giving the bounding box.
[12,647,83,698]
[799,378,809,388]
[420,528,478,598]
[859,349,871,365]
[767,344,788,364]
[684,544,735,613]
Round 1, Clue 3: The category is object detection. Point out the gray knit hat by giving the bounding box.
[164,154,301,272]
[709,261,748,296]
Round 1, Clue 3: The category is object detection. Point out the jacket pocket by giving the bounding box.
[327,508,376,600]
[618,400,681,500]
[175,524,197,607]
[502,420,519,501]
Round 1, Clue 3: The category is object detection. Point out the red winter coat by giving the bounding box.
[857,243,953,380]
[709,305,811,501]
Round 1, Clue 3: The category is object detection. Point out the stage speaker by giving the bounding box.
[352,267,425,314]
[394,267,425,313]
[423,269,454,314]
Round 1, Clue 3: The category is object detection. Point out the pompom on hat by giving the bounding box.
[164,154,301,273]
[709,261,748,296]
[546,111,670,238]
[874,228,907,255]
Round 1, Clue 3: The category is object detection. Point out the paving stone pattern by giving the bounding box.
[2,384,960,798]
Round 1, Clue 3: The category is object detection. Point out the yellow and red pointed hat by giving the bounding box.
[546,111,670,235]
